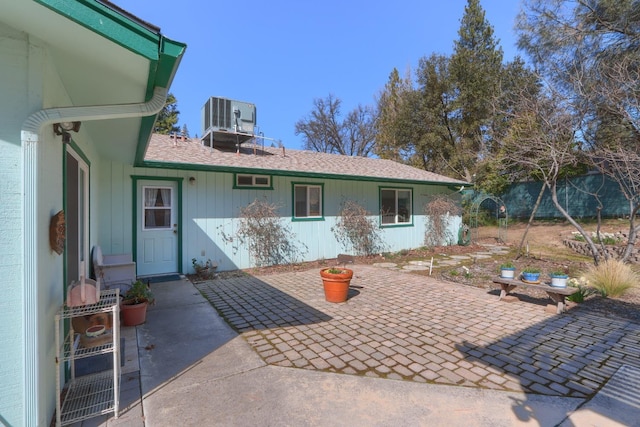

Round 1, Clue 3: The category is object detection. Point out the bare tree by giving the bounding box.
[502,85,608,263]
[295,94,376,157]
[517,0,640,263]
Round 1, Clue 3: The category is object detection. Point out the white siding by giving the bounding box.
[0,24,28,427]
[97,164,462,272]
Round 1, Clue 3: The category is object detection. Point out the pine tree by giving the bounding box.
[155,93,180,134]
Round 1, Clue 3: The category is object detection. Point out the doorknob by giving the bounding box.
[173,224,178,234]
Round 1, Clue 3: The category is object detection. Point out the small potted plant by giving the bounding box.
[121,280,154,326]
[549,271,569,288]
[499,262,516,279]
[521,266,541,283]
[320,267,353,303]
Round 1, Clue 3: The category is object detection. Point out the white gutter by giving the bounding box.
[20,86,168,426]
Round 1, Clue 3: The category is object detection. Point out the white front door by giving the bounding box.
[136,180,179,276]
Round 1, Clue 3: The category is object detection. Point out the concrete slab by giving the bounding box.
[141,359,582,427]
[561,365,640,427]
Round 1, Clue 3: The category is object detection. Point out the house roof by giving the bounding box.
[144,133,469,187]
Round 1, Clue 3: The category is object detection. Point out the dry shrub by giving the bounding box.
[424,196,461,247]
[221,198,307,267]
[585,259,639,298]
[331,200,385,256]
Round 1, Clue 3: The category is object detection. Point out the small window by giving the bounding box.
[380,188,412,225]
[235,174,271,188]
[293,184,323,219]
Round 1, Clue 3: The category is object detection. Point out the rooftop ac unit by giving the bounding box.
[201,96,256,136]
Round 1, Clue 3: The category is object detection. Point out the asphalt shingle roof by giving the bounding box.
[144,133,468,186]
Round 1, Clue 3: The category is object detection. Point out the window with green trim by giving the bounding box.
[293,184,322,219]
[235,173,271,188]
[380,188,412,225]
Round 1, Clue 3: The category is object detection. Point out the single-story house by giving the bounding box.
[139,133,469,272]
[0,1,185,425]
[1,1,468,424]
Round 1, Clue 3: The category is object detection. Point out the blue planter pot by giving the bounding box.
[522,272,540,283]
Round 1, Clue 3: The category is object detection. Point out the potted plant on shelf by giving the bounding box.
[521,266,541,283]
[320,267,353,303]
[549,271,569,288]
[499,262,516,279]
[121,280,154,326]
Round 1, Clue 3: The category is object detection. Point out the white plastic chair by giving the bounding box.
[92,245,136,294]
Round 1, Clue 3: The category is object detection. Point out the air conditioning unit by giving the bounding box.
[201,97,256,136]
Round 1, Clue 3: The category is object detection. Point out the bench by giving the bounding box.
[492,277,579,314]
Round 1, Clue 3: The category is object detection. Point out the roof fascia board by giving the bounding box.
[141,160,465,188]
[35,0,160,59]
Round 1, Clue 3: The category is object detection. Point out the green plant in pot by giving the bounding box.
[549,270,569,288]
[320,267,353,303]
[121,280,154,326]
[521,266,541,283]
[499,262,516,279]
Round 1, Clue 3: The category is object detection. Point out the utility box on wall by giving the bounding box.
[201,97,257,148]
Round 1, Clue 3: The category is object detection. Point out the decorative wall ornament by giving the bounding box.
[49,210,65,255]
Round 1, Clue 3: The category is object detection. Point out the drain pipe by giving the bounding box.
[21,86,168,425]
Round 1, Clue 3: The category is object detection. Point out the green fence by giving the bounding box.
[501,174,629,220]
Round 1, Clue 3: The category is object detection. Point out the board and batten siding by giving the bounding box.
[98,161,462,272]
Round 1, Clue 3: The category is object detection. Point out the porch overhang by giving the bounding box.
[4,0,186,163]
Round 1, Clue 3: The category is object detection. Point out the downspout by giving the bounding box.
[20,86,168,426]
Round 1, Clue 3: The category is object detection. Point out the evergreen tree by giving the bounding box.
[375,68,413,161]
[155,93,180,134]
[449,0,504,181]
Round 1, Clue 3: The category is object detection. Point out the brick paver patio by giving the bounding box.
[195,265,640,398]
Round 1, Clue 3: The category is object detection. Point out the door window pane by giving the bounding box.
[144,187,172,229]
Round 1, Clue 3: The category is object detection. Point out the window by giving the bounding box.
[293,184,323,219]
[143,186,172,230]
[235,174,271,188]
[380,188,412,225]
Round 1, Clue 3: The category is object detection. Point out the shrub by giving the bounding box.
[566,277,595,303]
[220,198,307,267]
[522,266,541,274]
[500,262,515,269]
[585,259,639,298]
[571,231,623,245]
[332,200,385,256]
[424,196,461,247]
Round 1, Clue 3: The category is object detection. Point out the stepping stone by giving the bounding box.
[402,264,430,271]
[437,260,460,266]
[408,260,432,266]
[471,254,492,259]
[372,262,398,268]
[450,255,471,260]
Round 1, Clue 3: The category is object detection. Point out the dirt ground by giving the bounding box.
[205,219,640,321]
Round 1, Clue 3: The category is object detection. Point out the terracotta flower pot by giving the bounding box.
[320,268,353,303]
[121,301,148,326]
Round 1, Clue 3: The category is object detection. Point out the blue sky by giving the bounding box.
[115,0,523,150]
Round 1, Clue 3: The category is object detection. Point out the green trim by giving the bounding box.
[379,186,414,228]
[36,0,161,59]
[67,138,91,168]
[291,182,324,221]
[131,176,184,273]
[142,160,462,188]
[35,0,187,167]
[233,173,274,190]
